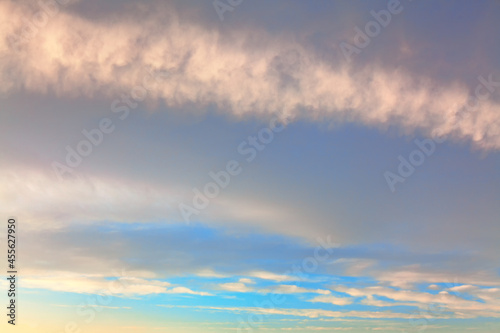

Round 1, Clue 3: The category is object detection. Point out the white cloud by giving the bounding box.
[218,282,253,293]
[20,271,211,297]
[166,287,212,296]
[332,284,500,318]
[308,295,353,306]
[263,285,331,296]
[248,271,298,282]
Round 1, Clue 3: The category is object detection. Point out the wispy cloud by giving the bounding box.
[156,304,430,319]
[21,272,211,297]
[308,295,353,306]
[248,271,300,282]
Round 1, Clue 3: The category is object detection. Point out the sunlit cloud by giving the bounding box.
[2,1,500,150]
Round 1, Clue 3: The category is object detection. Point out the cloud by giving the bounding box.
[0,167,291,230]
[261,285,331,296]
[0,167,180,229]
[17,218,320,279]
[21,271,211,297]
[248,271,298,282]
[333,285,456,304]
[166,287,213,296]
[218,282,253,293]
[331,258,377,276]
[332,284,500,318]
[2,1,500,330]
[2,1,500,150]
[52,304,132,310]
[216,280,331,295]
[197,269,229,279]
[308,295,353,306]
[22,273,169,296]
[359,296,404,308]
[372,265,500,289]
[156,304,426,319]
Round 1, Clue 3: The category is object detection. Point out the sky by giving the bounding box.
[1,0,500,332]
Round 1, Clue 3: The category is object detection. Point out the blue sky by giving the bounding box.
[1,0,500,332]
